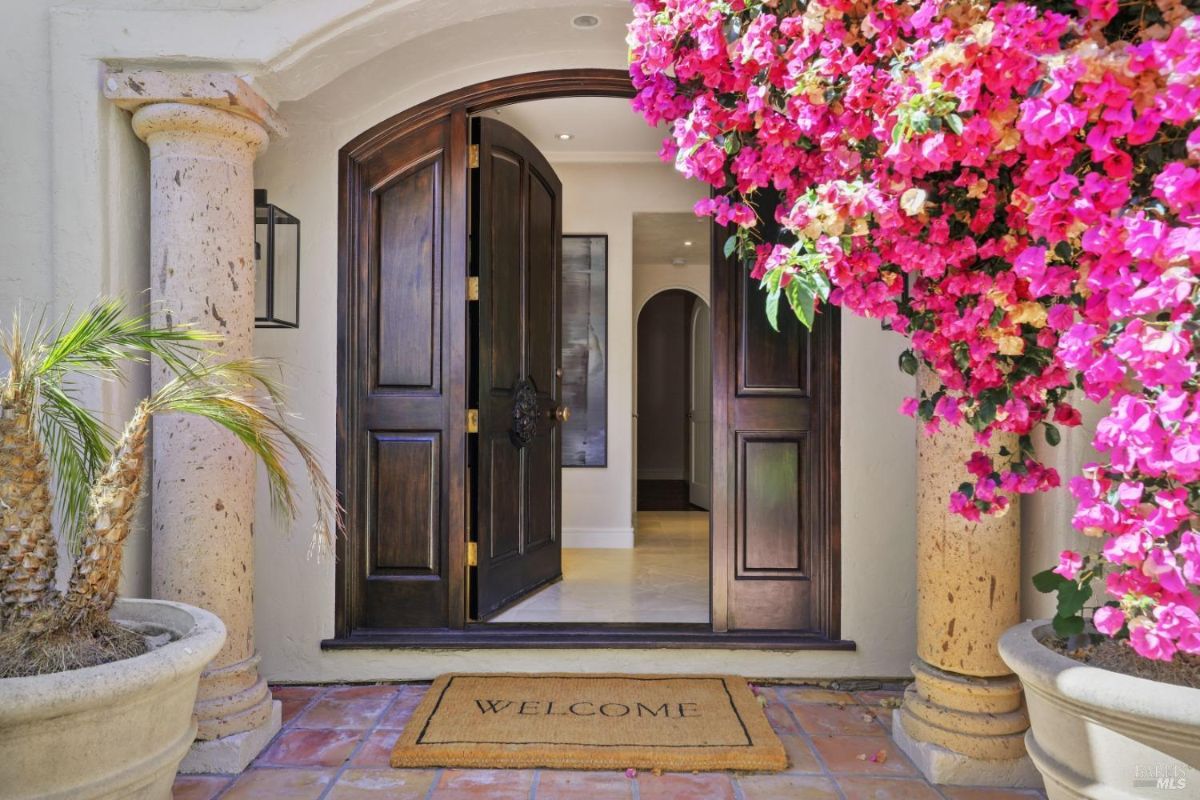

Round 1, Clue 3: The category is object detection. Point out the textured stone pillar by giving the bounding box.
[893,369,1041,787]
[104,71,286,774]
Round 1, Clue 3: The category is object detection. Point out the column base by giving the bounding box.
[178,700,281,775]
[893,709,1043,788]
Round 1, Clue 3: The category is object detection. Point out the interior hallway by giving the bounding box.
[490,511,709,623]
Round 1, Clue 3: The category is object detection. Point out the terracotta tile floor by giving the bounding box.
[175,684,1048,799]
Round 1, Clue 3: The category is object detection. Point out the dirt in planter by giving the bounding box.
[1041,631,1200,690]
[0,608,148,678]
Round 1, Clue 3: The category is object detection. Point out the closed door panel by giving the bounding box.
[340,113,468,631]
[711,191,840,636]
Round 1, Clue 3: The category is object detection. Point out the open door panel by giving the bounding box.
[469,116,565,620]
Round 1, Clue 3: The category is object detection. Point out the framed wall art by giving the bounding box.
[561,234,608,467]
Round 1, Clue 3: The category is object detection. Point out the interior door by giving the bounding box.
[688,302,712,510]
[471,117,564,620]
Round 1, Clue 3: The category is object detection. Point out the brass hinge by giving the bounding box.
[467,276,479,301]
[469,144,480,169]
[466,541,478,567]
[466,408,478,433]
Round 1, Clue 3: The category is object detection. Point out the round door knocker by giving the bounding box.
[509,378,540,449]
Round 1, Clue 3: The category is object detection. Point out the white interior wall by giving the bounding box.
[554,163,706,547]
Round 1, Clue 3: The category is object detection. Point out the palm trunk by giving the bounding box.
[59,404,149,622]
[0,402,57,617]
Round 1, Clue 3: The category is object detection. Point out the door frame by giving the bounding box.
[330,69,848,650]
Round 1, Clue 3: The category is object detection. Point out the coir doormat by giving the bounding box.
[391,673,787,772]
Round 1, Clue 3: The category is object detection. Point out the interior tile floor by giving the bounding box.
[490,511,709,623]
[174,683,1048,799]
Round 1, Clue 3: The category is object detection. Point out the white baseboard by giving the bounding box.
[562,527,635,549]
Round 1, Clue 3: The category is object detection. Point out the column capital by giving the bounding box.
[103,69,287,139]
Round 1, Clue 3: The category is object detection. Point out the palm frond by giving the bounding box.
[38,383,115,551]
[149,359,341,556]
[8,299,224,550]
[1,307,49,402]
[37,298,219,382]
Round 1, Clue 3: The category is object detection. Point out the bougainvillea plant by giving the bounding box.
[628,0,1200,660]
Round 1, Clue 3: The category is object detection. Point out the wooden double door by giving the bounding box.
[335,72,840,641]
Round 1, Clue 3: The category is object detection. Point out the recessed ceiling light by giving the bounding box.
[556,133,574,141]
[571,14,601,29]
[683,240,693,247]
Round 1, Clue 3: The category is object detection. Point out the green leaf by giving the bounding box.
[765,287,781,332]
[1052,613,1085,637]
[946,114,964,135]
[1044,423,1061,447]
[975,398,997,427]
[724,235,739,259]
[898,350,919,376]
[1056,580,1093,618]
[1032,568,1063,594]
[785,280,815,329]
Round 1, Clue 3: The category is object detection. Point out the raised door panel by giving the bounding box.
[371,433,438,573]
[487,150,524,393]
[375,159,441,391]
[737,435,807,577]
[738,267,810,396]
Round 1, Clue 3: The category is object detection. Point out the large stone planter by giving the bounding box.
[0,598,225,800]
[999,620,1200,799]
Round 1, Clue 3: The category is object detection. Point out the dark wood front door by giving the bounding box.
[470,117,564,620]
[335,71,840,644]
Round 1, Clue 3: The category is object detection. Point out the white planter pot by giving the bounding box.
[0,598,225,800]
[999,620,1200,799]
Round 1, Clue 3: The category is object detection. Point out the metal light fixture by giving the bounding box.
[254,189,300,329]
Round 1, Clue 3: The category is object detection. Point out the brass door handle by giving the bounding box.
[551,406,570,423]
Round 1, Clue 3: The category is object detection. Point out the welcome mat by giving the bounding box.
[391,673,787,772]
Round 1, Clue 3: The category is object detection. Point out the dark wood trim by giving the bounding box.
[322,626,856,651]
[816,306,843,639]
[342,70,635,162]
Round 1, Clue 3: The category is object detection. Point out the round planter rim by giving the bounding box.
[0,597,225,724]
[999,619,1200,730]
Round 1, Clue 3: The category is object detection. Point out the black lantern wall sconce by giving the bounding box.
[254,189,300,329]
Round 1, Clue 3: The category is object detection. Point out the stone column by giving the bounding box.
[104,71,287,774]
[892,369,1041,787]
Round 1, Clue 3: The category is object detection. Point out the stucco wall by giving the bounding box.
[0,0,1090,682]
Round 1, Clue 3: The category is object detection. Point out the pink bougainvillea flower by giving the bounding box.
[629,0,1200,662]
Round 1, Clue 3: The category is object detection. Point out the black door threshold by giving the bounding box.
[322,625,856,651]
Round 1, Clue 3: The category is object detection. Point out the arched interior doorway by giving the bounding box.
[334,70,842,643]
[635,289,711,513]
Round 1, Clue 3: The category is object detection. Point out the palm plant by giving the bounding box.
[0,299,338,677]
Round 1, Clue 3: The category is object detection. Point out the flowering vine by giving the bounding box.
[629,0,1200,660]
